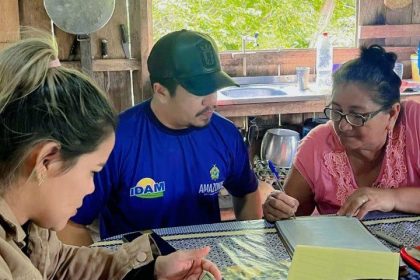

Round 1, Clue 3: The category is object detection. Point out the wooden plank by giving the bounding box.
[106,71,132,112]
[93,71,132,113]
[54,29,76,61]
[357,0,386,46]
[92,72,107,93]
[92,0,127,60]
[92,71,132,112]
[130,0,153,104]
[411,0,420,46]
[62,58,140,71]
[59,46,415,76]
[93,58,140,71]
[19,0,52,35]
[0,0,20,42]
[79,36,93,77]
[385,2,413,46]
[359,24,420,39]
[220,47,416,77]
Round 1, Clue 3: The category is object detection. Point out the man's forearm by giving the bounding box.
[232,189,263,220]
[57,221,94,246]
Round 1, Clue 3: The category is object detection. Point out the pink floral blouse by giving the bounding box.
[294,100,420,214]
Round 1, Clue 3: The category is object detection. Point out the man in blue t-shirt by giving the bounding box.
[58,30,262,245]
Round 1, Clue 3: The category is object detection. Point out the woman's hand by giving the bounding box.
[263,190,299,222]
[337,187,396,219]
[154,246,221,280]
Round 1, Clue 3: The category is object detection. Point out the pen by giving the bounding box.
[267,160,296,219]
[373,230,404,248]
[267,160,284,192]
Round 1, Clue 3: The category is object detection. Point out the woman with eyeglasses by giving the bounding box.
[263,45,420,221]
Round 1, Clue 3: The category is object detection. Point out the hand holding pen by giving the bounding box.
[263,160,298,221]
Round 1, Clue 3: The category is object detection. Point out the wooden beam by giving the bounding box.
[92,58,140,71]
[0,0,20,43]
[220,47,416,77]
[79,36,93,77]
[19,0,52,34]
[411,0,420,46]
[384,1,413,46]
[359,24,420,39]
[130,0,153,104]
[357,0,386,46]
[61,58,140,71]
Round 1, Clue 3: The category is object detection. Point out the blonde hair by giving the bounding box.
[0,31,116,192]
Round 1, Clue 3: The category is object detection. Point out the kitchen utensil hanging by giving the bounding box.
[44,0,116,76]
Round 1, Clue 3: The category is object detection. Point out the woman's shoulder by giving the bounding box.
[401,100,420,117]
[400,100,420,128]
[301,122,337,148]
[295,121,340,163]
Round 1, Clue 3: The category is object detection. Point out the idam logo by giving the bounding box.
[130,178,165,199]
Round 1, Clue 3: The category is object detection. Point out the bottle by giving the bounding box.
[316,32,333,91]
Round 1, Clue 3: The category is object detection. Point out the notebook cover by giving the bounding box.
[275,215,390,257]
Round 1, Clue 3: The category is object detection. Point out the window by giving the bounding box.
[153,0,356,51]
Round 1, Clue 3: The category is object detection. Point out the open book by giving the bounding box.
[275,215,390,256]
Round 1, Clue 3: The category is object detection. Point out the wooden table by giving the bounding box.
[94,211,420,279]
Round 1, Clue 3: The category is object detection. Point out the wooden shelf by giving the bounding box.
[62,58,140,72]
[359,24,420,39]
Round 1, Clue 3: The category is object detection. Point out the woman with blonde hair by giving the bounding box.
[0,32,221,279]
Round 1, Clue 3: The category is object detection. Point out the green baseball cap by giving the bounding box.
[147,29,238,96]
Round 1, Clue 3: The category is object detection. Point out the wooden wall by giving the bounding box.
[220,46,416,78]
[221,0,420,79]
[0,1,20,50]
[1,0,420,114]
[358,0,420,78]
[0,0,152,113]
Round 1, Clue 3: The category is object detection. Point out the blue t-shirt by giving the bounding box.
[72,100,258,239]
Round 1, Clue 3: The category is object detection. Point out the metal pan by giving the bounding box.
[44,0,115,35]
[44,0,115,75]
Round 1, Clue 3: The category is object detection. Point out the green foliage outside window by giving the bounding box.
[152,0,356,51]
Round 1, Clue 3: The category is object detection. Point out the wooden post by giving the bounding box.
[130,0,153,104]
[385,1,413,47]
[411,0,420,46]
[19,0,52,35]
[79,35,93,77]
[357,0,386,47]
[0,0,20,48]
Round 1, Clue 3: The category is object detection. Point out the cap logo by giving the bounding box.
[198,41,216,68]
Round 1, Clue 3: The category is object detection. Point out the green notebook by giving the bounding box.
[275,215,391,257]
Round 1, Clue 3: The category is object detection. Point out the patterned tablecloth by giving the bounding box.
[93,211,420,280]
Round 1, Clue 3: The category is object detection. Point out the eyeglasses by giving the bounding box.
[323,107,384,127]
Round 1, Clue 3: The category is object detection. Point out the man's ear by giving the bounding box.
[387,102,401,131]
[25,142,62,184]
[152,82,171,104]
